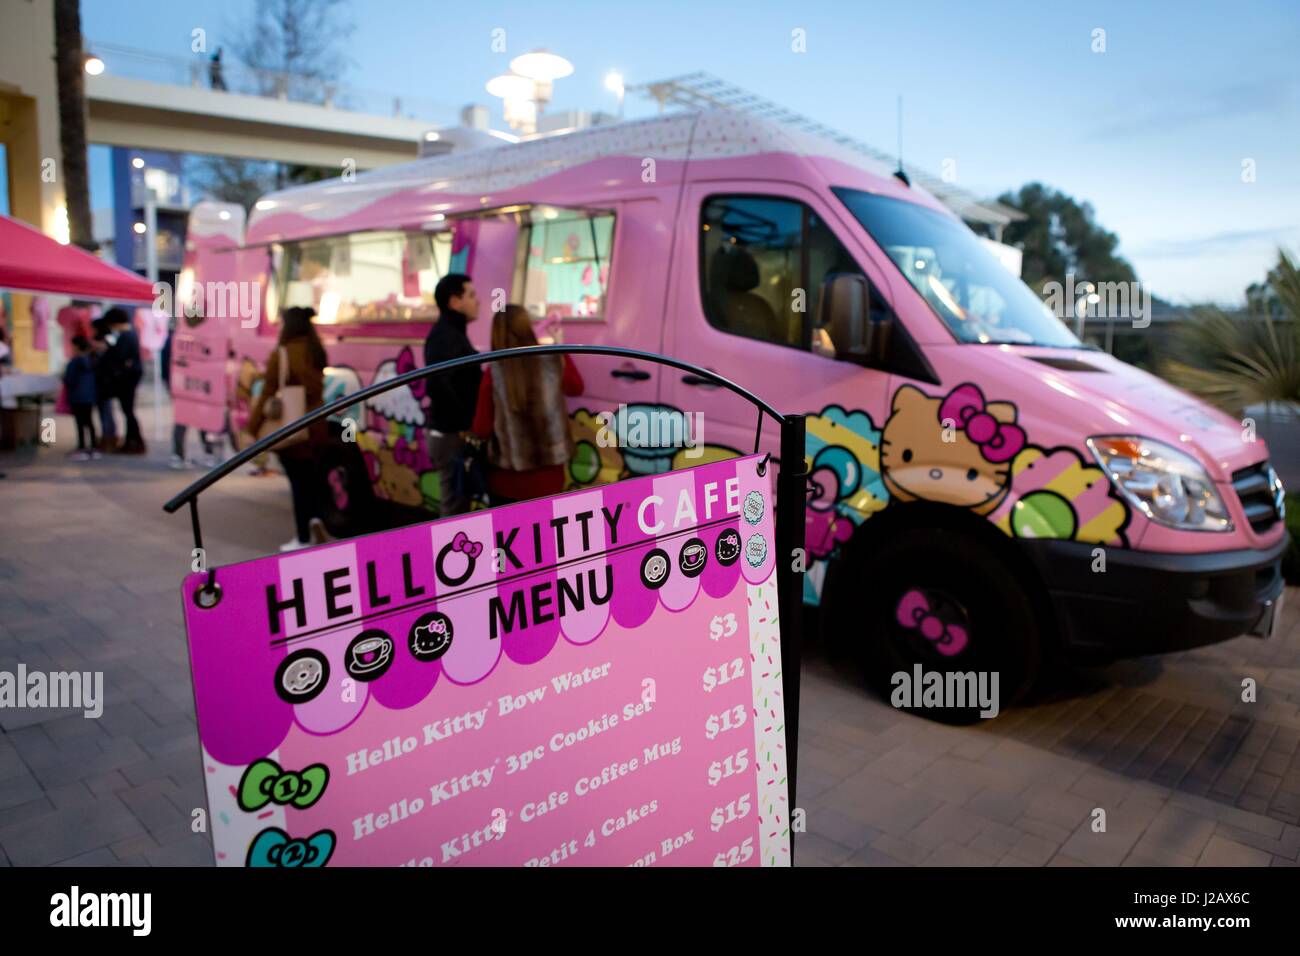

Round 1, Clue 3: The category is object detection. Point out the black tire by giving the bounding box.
[830,526,1042,724]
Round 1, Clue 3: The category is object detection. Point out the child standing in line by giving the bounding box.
[64,335,102,462]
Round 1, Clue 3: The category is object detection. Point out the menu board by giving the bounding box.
[181,455,790,867]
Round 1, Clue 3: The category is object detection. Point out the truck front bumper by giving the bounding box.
[1020,535,1288,661]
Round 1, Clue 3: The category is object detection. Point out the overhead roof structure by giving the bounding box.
[630,72,1025,229]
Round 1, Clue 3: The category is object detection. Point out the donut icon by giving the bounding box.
[274,650,329,704]
[640,548,671,590]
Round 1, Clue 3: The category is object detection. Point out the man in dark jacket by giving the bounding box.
[102,307,146,454]
[422,273,481,516]
[90,316,120,450]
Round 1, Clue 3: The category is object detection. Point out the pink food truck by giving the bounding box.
[175,110,1287,710]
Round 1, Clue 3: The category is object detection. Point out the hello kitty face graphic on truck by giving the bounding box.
[880,383,1025,516]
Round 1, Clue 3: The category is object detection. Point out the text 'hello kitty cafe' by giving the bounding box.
[264,476,752,640]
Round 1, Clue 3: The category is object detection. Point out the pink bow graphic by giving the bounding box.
[896,590,968,656]
[451,531,483,559]
[937,384,1025,464]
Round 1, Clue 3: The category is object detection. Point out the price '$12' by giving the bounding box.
[702,657,745,693]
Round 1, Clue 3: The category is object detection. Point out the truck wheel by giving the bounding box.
[833,527,1042,724]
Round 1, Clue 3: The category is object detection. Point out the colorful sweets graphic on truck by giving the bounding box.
[236,343,1129,605]
[804,381,1129,601]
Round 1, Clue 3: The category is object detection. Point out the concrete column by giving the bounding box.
[0,0,69,373]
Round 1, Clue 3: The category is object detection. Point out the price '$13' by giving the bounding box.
[704,704,747,740]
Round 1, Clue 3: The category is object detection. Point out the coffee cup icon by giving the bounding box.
[346,630,393,681]
[679,537,707,578]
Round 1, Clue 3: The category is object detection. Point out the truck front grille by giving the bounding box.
[1231,460,1284,534]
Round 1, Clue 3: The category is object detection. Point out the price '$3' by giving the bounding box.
[709,613,738,641]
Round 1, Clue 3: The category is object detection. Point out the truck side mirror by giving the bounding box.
[818,273,873,364]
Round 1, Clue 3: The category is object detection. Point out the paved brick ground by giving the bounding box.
[1,398,1297,867]
[795,607,1300,868]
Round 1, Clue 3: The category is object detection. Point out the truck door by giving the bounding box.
[511,202,667,403]
[175,201,246,435]
[508,201,670,486]
[663,183,896,460]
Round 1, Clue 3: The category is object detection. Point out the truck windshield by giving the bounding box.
[833,188,1081,348]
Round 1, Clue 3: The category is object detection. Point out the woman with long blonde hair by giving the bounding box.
[471,305,584,504]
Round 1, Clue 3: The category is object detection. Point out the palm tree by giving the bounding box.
[1162,251,1300,416]
[53,0,94,252]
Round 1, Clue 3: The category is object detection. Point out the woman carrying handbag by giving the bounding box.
[471,305,584,506]
[247,306,330,551]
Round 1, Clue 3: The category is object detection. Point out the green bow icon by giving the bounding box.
[237,758,330,812]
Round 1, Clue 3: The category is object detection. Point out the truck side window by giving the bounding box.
[700,196,803,348]
[275,229,458,324]
[516,209,614,321]
[701,196,880,350]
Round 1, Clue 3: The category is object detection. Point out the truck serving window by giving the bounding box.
[514,207,614,322]
[273,229,460,324]
[700,195,876,350]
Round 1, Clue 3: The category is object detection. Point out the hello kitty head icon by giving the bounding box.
[880,383,1025,515]
[409,611,454,663]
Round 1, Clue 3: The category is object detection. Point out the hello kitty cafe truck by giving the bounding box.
[178,110,1287,715]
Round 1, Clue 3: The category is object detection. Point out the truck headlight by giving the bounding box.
[1087,436,1232,532]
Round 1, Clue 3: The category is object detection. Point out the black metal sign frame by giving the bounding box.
[163,344,807,851]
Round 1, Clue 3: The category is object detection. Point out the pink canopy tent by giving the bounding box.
[0,213,156,302]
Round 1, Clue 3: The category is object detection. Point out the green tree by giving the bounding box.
[996,183,1137,295]
[229,0,353,103]
[191,0,353,208]
[186,155,280,213]
[1161,250,1300,414]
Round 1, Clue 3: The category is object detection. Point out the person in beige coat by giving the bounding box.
[248,306,330,551]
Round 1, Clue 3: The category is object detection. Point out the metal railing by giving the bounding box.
[87,41,457,124]
[164,344,788,515]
